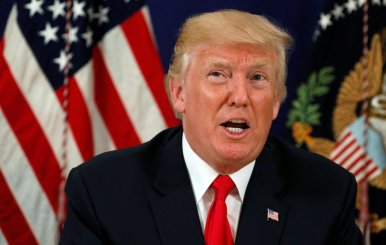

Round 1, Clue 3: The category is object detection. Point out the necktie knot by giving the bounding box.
[212,175,235,201]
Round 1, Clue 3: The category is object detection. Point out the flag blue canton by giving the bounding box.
[16,0,145,90]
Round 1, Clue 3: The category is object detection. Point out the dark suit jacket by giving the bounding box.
[60,126,362,244]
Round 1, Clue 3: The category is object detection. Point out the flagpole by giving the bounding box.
[57,0,73,237]
[359,0,370,243]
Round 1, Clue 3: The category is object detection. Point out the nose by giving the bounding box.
[228,78,250,107]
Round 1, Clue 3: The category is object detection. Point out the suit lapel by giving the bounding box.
[235,142,288,245]
[150,128,205,245]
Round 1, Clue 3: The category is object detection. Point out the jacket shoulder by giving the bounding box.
[73,126,182,183]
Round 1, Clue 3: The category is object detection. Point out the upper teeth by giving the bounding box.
[230,119,245,123]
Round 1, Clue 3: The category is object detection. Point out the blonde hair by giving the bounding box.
[166,9,293,105]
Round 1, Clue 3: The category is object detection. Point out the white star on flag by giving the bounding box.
[97,5,110,25]
[313,29,321,41]
[87,7,97,21]
[82,28,93,47]
[63,26,79,43]
[319,13,332,30]
[73,0,86,20]
[372,0,382,6]
[39,23,59,44]
[332,4,345,20]
[358,0,367,7]
[25,0,44,17]
[345,0,358,13]
[47,0,65,20]
[53,50,73,71]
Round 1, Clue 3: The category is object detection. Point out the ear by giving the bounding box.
[272,100,280,120]
[169,76,186,114]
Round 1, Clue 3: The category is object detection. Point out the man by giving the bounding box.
[60,10,362,244]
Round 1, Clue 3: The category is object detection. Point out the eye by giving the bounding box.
[209,71,222,77]
[250,73,269,88]
[207,70,228,84]
[251,74,266,81]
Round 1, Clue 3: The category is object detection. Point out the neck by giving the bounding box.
[209,161,251,175]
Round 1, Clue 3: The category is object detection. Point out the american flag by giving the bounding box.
[0,0,178,244]
[330,128,381,183]
[267,208,279,222]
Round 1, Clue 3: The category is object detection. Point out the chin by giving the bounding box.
[218,148,255,164]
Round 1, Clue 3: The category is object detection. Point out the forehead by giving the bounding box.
[190,43,277,68]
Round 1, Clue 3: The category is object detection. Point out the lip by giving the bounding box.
[220,117,250,127]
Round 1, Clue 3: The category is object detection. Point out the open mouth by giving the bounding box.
[221,119,249,133]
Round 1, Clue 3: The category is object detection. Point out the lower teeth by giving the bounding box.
[226,127,243,133]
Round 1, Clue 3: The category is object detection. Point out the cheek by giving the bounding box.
[187,83,222,107]
[184,86,209,119]
[251,93,278,117]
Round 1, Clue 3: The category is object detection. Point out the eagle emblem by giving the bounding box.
[287,31,386,234]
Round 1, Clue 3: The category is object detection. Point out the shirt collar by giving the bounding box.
[182,133,255,204]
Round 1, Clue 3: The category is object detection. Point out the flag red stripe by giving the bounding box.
[56,77,94,161]
[331,138,356,162]
[352,162,366,177]
[92,47,141,148]
[121,11,179,127]
[330,131,351,159]
[345,153,365,171]
[364,165,379,179]
[0,40,61,213]
[0,171,39,245]
[338,145,361,166]
[335,131,352,148]
[352,158,376,178]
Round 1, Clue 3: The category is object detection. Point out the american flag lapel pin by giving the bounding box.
[267,208,279,222]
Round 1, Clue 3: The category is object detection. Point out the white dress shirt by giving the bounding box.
[182,133,255,240]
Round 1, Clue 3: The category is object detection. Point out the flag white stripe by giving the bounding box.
[74,62,116,158]
[341,148,364,169]
[330,131,355,159]
[141,6,157,48]
[347,156,366,174]
[332,141,359,164]
[0,228,8,245]
[99,26,167,142]
[356,172,365,183]
[367,167,381,180]
[0,109,58,245]
[4,6,83,169]
[366,158,382,176]
[331,139,356,161]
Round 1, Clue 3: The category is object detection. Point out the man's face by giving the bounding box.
[171,43,280,173]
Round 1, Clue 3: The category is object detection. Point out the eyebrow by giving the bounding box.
[204,59,271,70]
[251,59,271,69]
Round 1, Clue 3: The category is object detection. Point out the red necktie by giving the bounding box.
[204,175,235,245]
